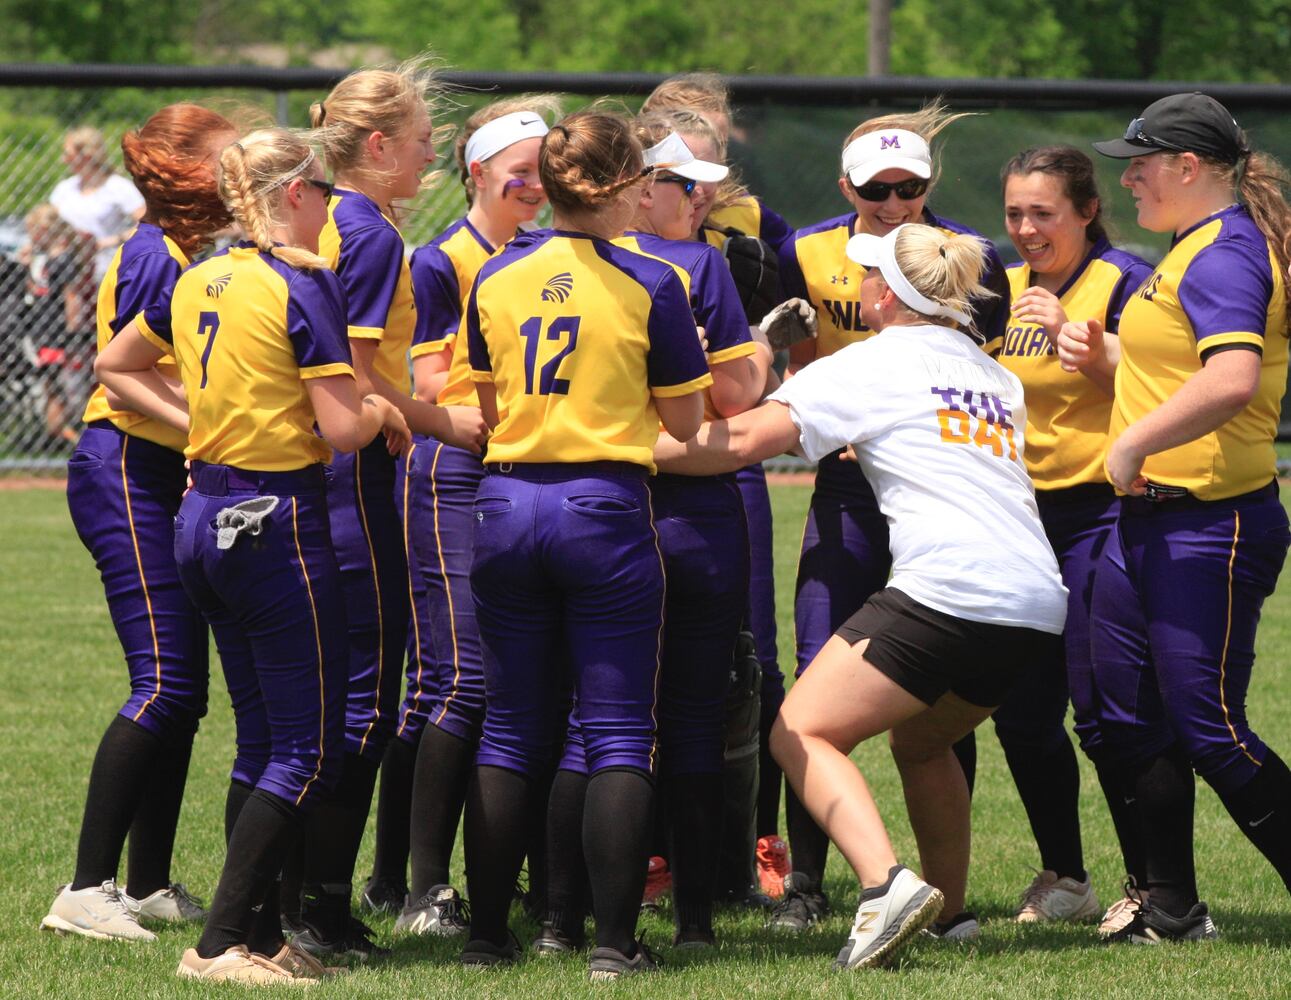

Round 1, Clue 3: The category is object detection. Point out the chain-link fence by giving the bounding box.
[3,71,1291,472]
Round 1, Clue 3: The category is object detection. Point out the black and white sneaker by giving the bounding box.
[531,921,585,955]
[1104,901,1218,944]
[360,875,408,917]
[461,931,521,968]
[922,910,980,941]
[834,865,943,970]
[393,884,469,937]
[588,938,661,981]
[292,916,391,963]
[767,872,830,931]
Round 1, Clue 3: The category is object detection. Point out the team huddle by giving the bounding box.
[34,63,1291,984]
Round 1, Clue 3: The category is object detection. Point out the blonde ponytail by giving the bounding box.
[891,226,993,327]
[217,129,328,271]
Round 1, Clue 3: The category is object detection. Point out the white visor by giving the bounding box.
[643,131,729,183]
[842,128,932,187]
[845,224,971,327]
[464,111,550,167]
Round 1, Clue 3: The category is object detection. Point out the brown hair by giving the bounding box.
[217,128,328,270]
[844,100,975,186]
[890,225,994,328]
[642,74,730,127]
[539,110,647,214]
[121,104,236,258]
[453,94,564,205]
[63,126,109,170]
[1001,145,1108,245]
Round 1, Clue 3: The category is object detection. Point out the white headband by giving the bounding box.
[845,224,972,327]
[464,111,549,167]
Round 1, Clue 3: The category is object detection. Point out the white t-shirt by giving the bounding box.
[771,323,1068,634]
[50,173,144,280]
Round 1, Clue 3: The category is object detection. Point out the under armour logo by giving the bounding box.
[879,134,901,150]
[830,275,850,285]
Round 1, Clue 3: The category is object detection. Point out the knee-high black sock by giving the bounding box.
[197,788,300,959]
[953,731,977,798]
[524,763,557,917]
[280,838,305,923]
[220,781,286,956]
[583,768,654,954]
[1133,744,1197,917]
[463,765,534,946]
[1093,757,1147,885]
[1000,730,1084,880]
[784,785,829,888]
[757,709,783,838]
[302,751,380,888]
[408,725,474,898]
[1214,750,1291,894]
[72,716,164,890]
[544,769,589,940]
[126,731,194,898]
[370,734,419,886]
[667,772,722,935]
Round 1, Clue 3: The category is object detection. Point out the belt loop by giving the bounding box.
[499,461,513,474]
[209,465,229,496]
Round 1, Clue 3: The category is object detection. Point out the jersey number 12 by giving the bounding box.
[519,315,580,395]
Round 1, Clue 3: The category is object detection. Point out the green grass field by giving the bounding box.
[3,484,1291,998]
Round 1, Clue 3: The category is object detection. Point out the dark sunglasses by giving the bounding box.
[305,178,335,199]
[655,173,698,196]
[1122,117,1187,153]
[851,176,929,202]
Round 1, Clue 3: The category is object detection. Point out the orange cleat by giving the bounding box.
[756,836,791,899]
[641,856,672,911]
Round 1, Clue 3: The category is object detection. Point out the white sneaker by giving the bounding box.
[176,945,312,985]
[39,881,157,942]
[134,883,207,923]
[1015,870,1101,923]
[834,866,943,970]
[1099,885,1149,937]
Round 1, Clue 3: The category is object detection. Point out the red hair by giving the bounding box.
[121,104,236,257]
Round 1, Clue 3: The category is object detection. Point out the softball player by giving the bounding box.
[94,127,410,985]
[641,76,793,901]
[991,146,1153,934]
[656,222,1067,970]
[457,109,711,980]
[289,64,488,959]
[380,97,556,937]
[534,120,769,951]
[41,104,236,943]
[1060,93,1291,943]
[771,103,1010,930]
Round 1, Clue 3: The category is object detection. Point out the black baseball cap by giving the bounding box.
[1093,93,1249,162]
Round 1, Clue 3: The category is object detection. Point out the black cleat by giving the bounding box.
[360,874,408,916]
[461,931,522,967]
[767,872,830,931]
[588,938,661,981]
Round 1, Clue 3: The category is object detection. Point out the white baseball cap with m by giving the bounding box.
[841,129,932,186]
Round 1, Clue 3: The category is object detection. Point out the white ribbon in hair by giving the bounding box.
[844,224,971,326]
[464,111,550,167]
[255,150,317,195]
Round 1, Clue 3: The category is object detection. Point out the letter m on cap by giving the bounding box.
[879,134,901,150]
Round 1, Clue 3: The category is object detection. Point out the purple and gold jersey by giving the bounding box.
[993,238,1151,490]
[467,229,713,470]
[138,244,353,471]
[320,189,416,393]
[1111,205,1288,500]
[413,218,499,410]
[704,195,794,254]
[779,209,1011,359]
[83,223,188,451]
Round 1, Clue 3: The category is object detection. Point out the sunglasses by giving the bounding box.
[1122,118,1187,153]
[851,176,929,202]
[655,173,698,196]
[305,178,335,199]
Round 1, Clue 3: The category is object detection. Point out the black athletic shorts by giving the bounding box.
[834,587,1062,708]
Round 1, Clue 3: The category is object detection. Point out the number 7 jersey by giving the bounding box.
[137,242,354,470]
[466,229,713,471]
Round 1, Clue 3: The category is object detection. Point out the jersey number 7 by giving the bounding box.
[196,311,220,389]
[519,315,580,395]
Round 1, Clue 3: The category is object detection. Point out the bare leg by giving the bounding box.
[890,694,994,917]
[769,636,929,889]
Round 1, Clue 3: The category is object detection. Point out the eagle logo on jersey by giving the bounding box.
[206,273,232,299]
[541,272,574,303]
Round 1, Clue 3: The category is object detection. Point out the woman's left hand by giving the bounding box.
[1012,287,1069,345]
[1106,432,1148,496]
